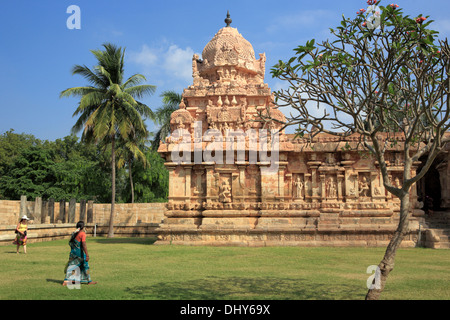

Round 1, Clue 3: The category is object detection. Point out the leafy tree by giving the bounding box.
[49,136,113,202]
[115,130,149,203]
[270,1,450,300]
[60,43,156,237]
[0,145,55,200]
[0,129,39,176]
[0,133,114,202]
[132,147,168,203]
[150,90,182,150]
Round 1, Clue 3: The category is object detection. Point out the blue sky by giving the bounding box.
[1,0,450,141]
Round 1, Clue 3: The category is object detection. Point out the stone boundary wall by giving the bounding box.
[0,199,166,245]
[0,199,166,225]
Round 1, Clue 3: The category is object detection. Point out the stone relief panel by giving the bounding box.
[219,177,232,203]
[358,173,371,198]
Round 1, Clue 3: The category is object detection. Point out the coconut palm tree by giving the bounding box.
[150,90,182,150]
[115,129,149,204]
[60,43,155,237]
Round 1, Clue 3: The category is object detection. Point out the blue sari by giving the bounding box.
[64,232,91,284]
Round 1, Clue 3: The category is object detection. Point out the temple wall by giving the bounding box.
[157,147,425,247]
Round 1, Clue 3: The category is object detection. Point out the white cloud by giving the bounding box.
[129,44,158,67]
[164,45,194,82]
[129,43,194,83]
[271,80,290,93]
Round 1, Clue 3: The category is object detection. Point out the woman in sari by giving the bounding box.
[14,215,29,254]
[63,221,97,286]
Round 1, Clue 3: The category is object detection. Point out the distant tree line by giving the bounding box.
[0,129,168,203]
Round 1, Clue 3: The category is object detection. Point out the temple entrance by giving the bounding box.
[417,155,444,211]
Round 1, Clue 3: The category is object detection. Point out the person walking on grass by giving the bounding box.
[13,215,29,254]
[63,221,97,286]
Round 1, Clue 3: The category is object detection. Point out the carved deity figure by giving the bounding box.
[294,177,304,199]
[325,153,336,165]
[219,180,232,203]
[326,177,337,198]
[359,176,370,197]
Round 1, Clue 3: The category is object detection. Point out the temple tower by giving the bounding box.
[156,13,423,247]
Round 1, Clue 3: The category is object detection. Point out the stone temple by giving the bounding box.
[156,14,450,246]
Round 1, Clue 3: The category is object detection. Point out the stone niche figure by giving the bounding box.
[359,176,370,197]
[326,177,337,198]
[219,180,232,203]
[294,176,304,199]
[325,153,336,165]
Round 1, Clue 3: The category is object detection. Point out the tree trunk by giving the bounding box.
[108,137,116,238]
[129,161,134,204]
[365,193,411,300]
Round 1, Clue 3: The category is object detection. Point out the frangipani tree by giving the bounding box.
[270,0,450,300]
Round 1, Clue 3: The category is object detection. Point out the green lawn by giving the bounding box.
[1,237,449,300]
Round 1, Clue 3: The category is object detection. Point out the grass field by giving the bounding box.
[1,237,449,300]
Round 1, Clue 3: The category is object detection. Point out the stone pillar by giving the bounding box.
[319,174,326,200]
[307,157,321,202]
[194,169,204,196]
[79,199,86,222]
[20,195,27,218]
[69,198,76,223]
[41,201,48,224]
[205,165,215,204]
[59,200,66,223]
[337,174,344,200]
[48,198,55,223]
[237,165,246,198]
[341,156,356,200]
[437,161,450,208]
[34,197,42,223]
[286,173,292,200]
[304,173,312,200]
[185,166,192,206]
[87,200,94,223]
[166,165,176,199]
[278,165,285,200]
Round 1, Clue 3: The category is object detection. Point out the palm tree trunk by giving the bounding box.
[365,193,411,300]
[129,160,134,204]
[108,136,116,238]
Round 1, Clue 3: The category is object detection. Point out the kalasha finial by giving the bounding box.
[225,10,232,27]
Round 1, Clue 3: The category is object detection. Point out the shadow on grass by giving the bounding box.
[124,276,361,300]
[47,279,64,285]
[89,237,157,245]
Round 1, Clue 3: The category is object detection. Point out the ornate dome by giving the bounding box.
[201,26,257,71]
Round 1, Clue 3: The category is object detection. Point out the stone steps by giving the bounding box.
[420,211,450,249]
